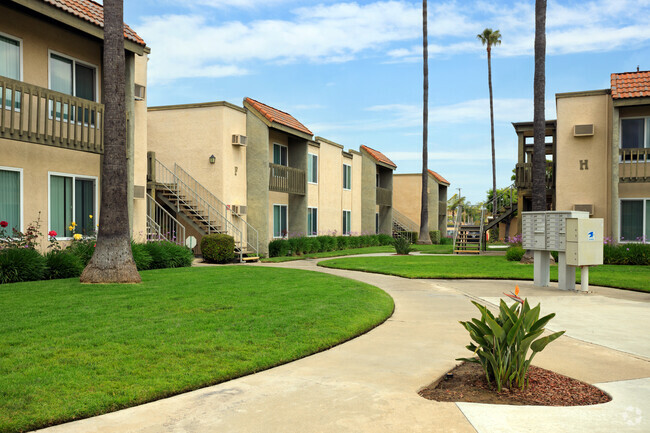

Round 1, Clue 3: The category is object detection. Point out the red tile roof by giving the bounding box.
[360,145,396,169]
[42,0,146,46]
[244,97,313,136]
[428,169,450,186]
[611,71,650,99]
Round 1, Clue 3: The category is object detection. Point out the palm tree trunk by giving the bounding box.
[532,0,547,212]
[488,46,497,218]
[418,0,432,244]
[81,0,140,283]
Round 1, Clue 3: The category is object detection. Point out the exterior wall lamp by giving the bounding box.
[209,155,216,164]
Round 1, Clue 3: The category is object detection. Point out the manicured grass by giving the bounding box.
[0,267,393,433]
[261,244,453,262]
[319,255,650,292]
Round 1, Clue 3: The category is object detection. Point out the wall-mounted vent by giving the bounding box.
[231,205,246,215]
[232,134,247,146]
[134,84,146,101]
[573,204,593,215]
[574,124,594,137]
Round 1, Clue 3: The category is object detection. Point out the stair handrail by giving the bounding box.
[392,208,418,235]
[479,207,486,251]
[146,193,185,245]
[452,204,462,251]
[155,159,244,261]
[173,163,259,257]
[491,183,517,216]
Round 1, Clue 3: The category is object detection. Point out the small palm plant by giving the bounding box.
[393,237,413,255]
[457,286,565,391]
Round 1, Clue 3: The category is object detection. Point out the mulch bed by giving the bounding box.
[419,361,611,406]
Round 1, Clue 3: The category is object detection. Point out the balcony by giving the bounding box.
[269,163,306,195]
[439,201,446,215]
[514,162,554,190]
[619,149,650,182]
[1,76,103,154]
[376,186,392,206]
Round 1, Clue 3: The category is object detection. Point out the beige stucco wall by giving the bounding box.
[350,152,363,233]
[393,174,421,227]
[132,53,148,242]
[555,93,612,235]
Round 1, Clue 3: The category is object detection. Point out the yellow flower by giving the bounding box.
[73,233,83,241]
[89,214,93,219]
[68,225,73,232]
[71,222,77,227]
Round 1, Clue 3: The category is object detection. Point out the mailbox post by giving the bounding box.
[565,218,604,292]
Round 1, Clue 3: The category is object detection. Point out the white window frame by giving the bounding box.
[620,198,649,243]
[0,31,23,81]
[272,143,288,167]
[620,116,650,162]
[0,165,23,233]
[48,50,99,101]
[308,153,318,184]
[272,203,288,239]
[343,164,352,190]
[307,207,318,236]
[342,209,351,236]
[47,171,98,240]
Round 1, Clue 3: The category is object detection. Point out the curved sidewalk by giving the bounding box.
[36,258,650,433]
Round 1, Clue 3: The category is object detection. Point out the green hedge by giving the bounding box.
[45,250,84,279]
[201,234,235,264]
[505,246,525,261]
[0,248,47,284]
[604,243,650,265]
[429,230,441,245]
[267,234,395,258]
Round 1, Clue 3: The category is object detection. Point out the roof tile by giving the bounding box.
[360,145,396,169]
[428,169,450,186]
[611,71,650,99]
[244,97,313,136]
[42,0,145,46]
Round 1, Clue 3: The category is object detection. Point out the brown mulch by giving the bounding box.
[418,362,611,406]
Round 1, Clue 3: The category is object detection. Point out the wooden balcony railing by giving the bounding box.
[269,163,306,195]
[376,186,392,206]
[514,162,554,190]
[619,149,650,182]
[1,76,103,153]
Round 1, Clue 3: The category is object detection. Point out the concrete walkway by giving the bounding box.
[35,258,650,433]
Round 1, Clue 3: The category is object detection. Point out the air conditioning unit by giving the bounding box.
[574,124,594,137]
[134,84,146,101]
[231,205,239,214]
[573,204,593,216]
[232,134,247,146]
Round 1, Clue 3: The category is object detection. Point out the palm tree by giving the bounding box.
[532,0,547,211]
[81,0,140,283]
[418,0,432,244]
[477,28,501,219]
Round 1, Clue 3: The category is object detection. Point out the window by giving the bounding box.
[308,153,318,184]
[49,52,97,122]
[49,174,96,238]
[0,167,22,233]
[307,207,318,236]
[375,212,379,234]
[621,117,650,161]
[621,199,649,243]
[342,210,351,235]
[376,173,381,188]
[273,204,287,238]
[273,143,288,166]
[0,33,22,110]
[343,164,351,190]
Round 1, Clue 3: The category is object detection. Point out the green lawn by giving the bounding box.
[0,267,393,433]
[261,244,453,263]
[319,255,650,292]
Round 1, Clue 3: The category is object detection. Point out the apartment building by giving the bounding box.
[512,70,650,243]
[393,170,449,235]
[0,0,149,250]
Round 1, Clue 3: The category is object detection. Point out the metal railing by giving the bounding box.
[392,208,418,239]
[154,159,245,261]
[269,163,306,195]
[514,162,554,190]
[146,193,186,245]
[452,205,462,251]
[376,187,392,206]
[1,76,103,153]
[479,208,486,251]
[174,163,259,256]
[619,149,649,182]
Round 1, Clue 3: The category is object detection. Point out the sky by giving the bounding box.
[120,0,650,204]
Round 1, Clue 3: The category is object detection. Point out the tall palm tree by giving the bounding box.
[477,28,501,219]
[418,0,432,244]
[81,0,140,283]
[532,0,547,211]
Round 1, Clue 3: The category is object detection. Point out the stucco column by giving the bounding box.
[611,107,620,243]
[246,112,270,256]
[378,168,393,235]
[125,52,136,235]
[361,156,376,233]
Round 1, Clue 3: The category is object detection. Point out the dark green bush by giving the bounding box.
[357,235,371,247]
[288,237,308,255]
[45,250,84,279]
[303,237,321,254]
[347,236,360,249]
[66,240,95,266]
[200,234,234,264]
[0,248,46,284]
[377,234,394,245]
[429,230,441,245]
[269,239,291,257]
[440,236,453,245]
[506,246,525,261]
[367,235,381,246]
[604,243,650,265]
[393,237,413,255]
[131,242,153,271]
[336,236,350,250]
[551,251,558,263]
[316,236,336,252]
[144,241,194,268]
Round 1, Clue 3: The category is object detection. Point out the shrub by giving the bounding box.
[336,236,350,250]
[316,236,336,252]
[347,236,360,249]
[131,242,153,271]
[303,237,321,254]
[288,237,308,255]
[393,237,413,255]
[440,236,453,245]
[429,230,441,245]
[269,239,291,257]
[200,234,235,264]
[144,241,194,268]
[505,246,525,261]
[367,235,381,246]
[0,248,46,284]
[66,239,95,266]
[403,231,418,244]
[377,234,394,246]
[604,243,650,265]
[45,250,84,279]
[457,293,565,391]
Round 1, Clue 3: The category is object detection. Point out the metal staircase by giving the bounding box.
[392,209,418,239]
[148,156,259,262]
[452,205,483,254]
[483,184,517,240]
[146,193,185,245]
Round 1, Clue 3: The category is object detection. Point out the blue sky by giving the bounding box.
[121,0,650,203]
